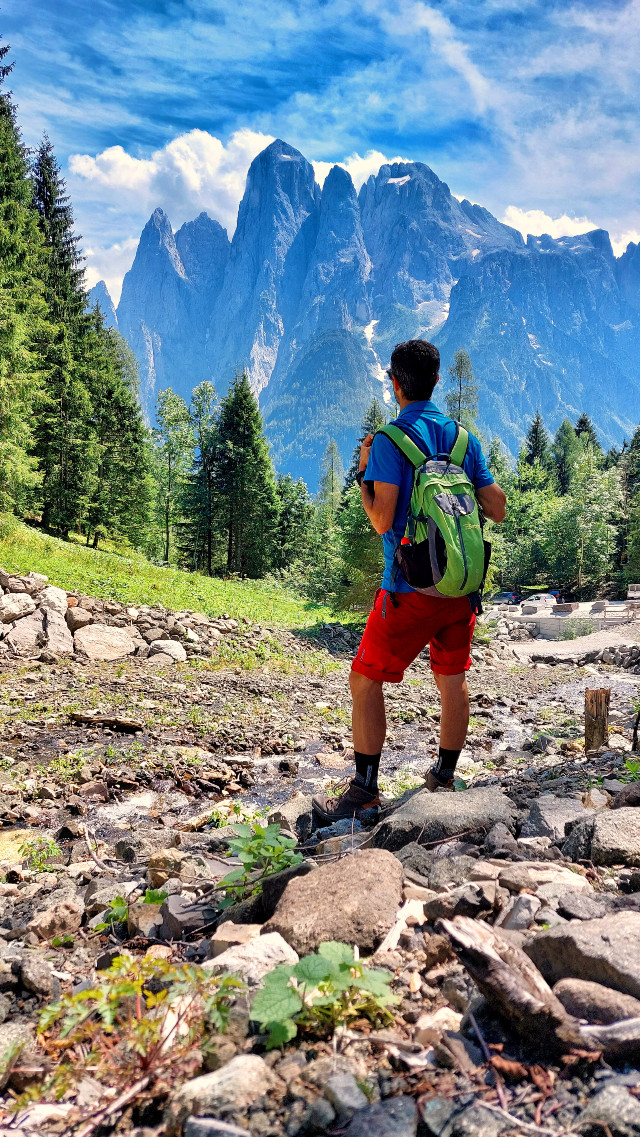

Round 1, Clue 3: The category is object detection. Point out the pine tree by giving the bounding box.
[445,348,478,432]
[344,397,387,490]
[335,482,385,610]
[575,412,601,451]
[318,439,344,514]
[215,372,279,577]
[178,381,219,575]
[272,474,315,571]
[524,411,549,466]
[152,389,193,563]
[551,418,579,494]
[31,135,95,536]
[0,41,47,512]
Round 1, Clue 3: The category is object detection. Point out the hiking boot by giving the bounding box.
[312,779,380,823]
[424,768,454,792]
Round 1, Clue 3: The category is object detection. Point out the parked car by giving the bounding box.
[526,593,556,605]
[489,591,521,605]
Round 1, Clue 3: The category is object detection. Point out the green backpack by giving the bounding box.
[376,421,489,600]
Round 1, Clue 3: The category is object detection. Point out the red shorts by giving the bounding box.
[351,589,475,684]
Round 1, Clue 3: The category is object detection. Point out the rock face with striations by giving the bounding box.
[372,787,516,852]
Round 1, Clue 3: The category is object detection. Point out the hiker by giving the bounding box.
[312,339,506,822]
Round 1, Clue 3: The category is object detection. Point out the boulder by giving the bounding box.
[208,921,262,957]
[160,895,217,940]
[128,901,164,938]
[38,585,68,615]
[74,623,137,661]
[19,953,54,996]
[44,610,74,655]
[577,1086,640,1137]
[0,593,36,623]
[65,607,92,633]
[4,609,46,654]
[591,808,640,866]
[262,849,403,953]
[497,861,592,894]
[372,787,516,852]
[203,932,298,985]
[148,639,187,662]
[84,880,137,918]
[27,900,83,940]
[0,570,47,594]
[525,911,640,998]
[554,978,640,1024]
[520,795,588,842]
[324,1073,369,1118]
[344,1097,417,1137]
[268,794,313,842]
[164,1055,277,1136]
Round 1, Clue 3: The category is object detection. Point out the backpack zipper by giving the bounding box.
[454,513,468,590]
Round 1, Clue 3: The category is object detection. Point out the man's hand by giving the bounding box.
[477,482,507,523]
[359,433,374,473]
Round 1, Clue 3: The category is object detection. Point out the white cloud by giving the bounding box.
[312,148,408,190]
[70,127,276,236]
[612,230,640,257]
[501,206,597,241]
[83,238,139,307]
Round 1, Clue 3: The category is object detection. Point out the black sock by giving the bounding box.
[354,751,381,791]
[432,746,462,784]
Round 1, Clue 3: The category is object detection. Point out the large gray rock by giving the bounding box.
[0,570,47,594]
[164,1054,277,1136]
[263,848,403,953]
[372,787,516,852]
[44,610,74,655]
[38,585,68,614]
[521,795,588,842]
[577,1085,640,1137]
[268,793,313,842]
[148,638,187,662]
[591,808,640,866]
[74,623,137,661]
[345,1097,418,1137]
[554,978,640,1024]
[0,593,36,623]
[4,609,46,654]
[525,911,640,998]
[65,606,92,632]
[27,900,83,940]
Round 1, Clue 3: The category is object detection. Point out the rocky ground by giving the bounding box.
[1,571,640,1136]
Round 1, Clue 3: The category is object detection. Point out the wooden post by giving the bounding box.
[585,688,610,752]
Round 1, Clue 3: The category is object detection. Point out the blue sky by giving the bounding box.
[7,0,640,300]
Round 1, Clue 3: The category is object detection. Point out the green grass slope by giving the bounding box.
[0,519,332,628]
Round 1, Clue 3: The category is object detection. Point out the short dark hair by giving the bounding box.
[389,339,440,401]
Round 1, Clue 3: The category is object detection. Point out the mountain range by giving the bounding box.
[89,139,640,487]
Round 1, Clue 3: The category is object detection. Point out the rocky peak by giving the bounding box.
[87,280,117,329]
[174,212,229,288]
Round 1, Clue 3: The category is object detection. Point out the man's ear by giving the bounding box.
[434,372,440,386]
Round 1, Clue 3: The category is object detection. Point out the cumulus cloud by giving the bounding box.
[501,206,598,241]
[83,238,139,307]
[312,148,408,190]
[70,128,276,235]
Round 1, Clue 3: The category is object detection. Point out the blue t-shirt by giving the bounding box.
[364,400,494,593]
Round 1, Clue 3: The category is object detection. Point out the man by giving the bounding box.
[313,339,506,822]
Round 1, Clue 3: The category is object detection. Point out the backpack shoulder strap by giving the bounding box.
[376,423,432,469]
[449,424,469,466]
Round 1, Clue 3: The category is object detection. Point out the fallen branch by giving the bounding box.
[70,712,143,733]
[82,827,116,876]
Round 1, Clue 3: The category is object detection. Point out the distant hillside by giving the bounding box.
[92,140,640,486]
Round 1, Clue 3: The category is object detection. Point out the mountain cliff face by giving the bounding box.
[111,139,640,483]
[88,280,117,329]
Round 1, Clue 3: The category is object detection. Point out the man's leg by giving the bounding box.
[312,671,386,822]
[427,671,469,788]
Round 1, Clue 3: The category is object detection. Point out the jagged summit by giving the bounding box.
[88,280,117,329]
[114,139,640,487]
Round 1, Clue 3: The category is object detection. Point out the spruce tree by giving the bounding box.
[215,372,279,577]
[344,397,387,489]
[178,381,219,575]
[445,348,478,432]
[0,41,47,512]
[575,412,601,451]
[524,411,549,466]
[551,418,579,494]
[153,389,193,563]
[318,439,344,515]
[32,135,95,535]
[272,474,314,571]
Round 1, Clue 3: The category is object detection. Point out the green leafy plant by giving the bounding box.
[18,835,62,873]
[218,822,302,909]
[378,767,422,798]
[50,934,74,948]
[94,896,129,932]
[620,757,640,783]
[251,941,398,1048]
[143,889,168,905]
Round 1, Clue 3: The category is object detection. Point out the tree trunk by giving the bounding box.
[585,687,610,752]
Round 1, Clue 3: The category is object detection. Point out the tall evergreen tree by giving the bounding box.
[445,348,478,432]
[272,474,315,571]
[153,389,193,564]
[524,411,550,467]
[31,135,95,535]
[178,381,219,575]
[215,372,279,577]
[0,41,47,511]
[318,439,344,515]
[551,418,579,494]
[344,397,387,490]
[575,412,601,452]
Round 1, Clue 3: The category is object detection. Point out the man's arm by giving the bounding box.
[477,482,507,523]
[358,433,399,535]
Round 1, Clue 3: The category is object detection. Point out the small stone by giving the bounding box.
[148,639,187,662]
[84,880,137,918]
[495,893,541,930]
[209,921,262,957]
[578,1085,640,1137]
[28,900,83,940]
[128,901,164,938]
[414,1007,463,1044]
[498,861,592,894]
[0,1020,35,1061]
[20,953,54,996]
[525,911,640,999]
[303,1098,336,1131]
[160,894,217,940]
[267,794,313,842]
[185,1121,251,1137]
[423,882,493,922]
[324,1073,369,1118]
[38,585,68,614]
[345,1097,417,1137]
[203,932,298,986]
[65,607,93,632]
[591,808,640,866]
[554,978,640,1024]
[164,1055,277,1137]
[0,593,36,623]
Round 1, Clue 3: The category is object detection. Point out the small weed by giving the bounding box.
[94,896,129,932]
[219,823,302,909]
[620,757,640,783]
[50,934,74,948]
[143,889,168,905]
[18,836,62,873]
[251,941,398,1048]
[379,768,422,798]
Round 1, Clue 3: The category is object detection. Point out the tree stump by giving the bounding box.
[585,687,610,752]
